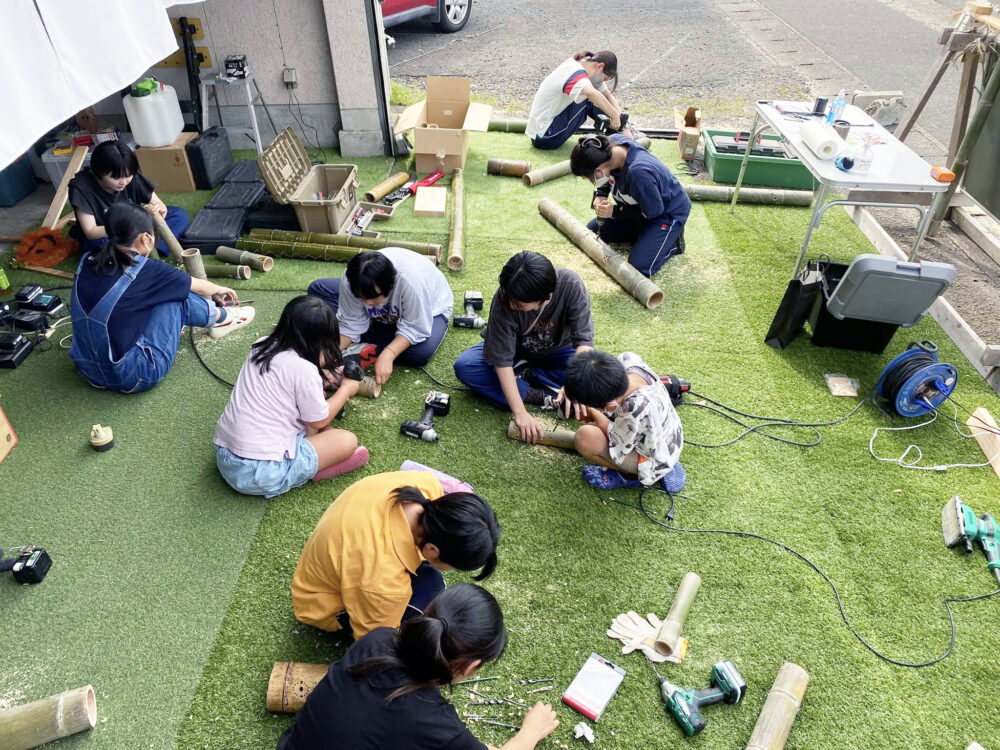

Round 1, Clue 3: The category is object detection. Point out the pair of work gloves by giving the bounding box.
[606,611,686,664]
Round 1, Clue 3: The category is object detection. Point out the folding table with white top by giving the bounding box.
[730,100,949,275]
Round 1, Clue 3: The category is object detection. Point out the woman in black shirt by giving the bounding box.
[278,584,559,750]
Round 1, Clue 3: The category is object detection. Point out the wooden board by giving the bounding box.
[157,47,212,68]
[965,407,1000,480]
[171,17,204,39]
[413,186,447,217]
[0,399,18,465]
[952,206,1000,267]
[42,146,87,229]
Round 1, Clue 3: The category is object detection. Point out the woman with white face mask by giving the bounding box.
[569,134,691,278]
[525,50,622,150]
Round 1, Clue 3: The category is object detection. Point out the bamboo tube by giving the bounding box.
[365,171,409,202]
[685,184,813,206]
[507,420,577,450]
[636,136,652,149]
[745,663,809,750]
[488,118,528,133]
[0,685,97,750]
[237,237,360,262]
[216,246,274,272]
[358,376,381,398]
[538,197,664,309]
[267,662,327,714]
[181,248,207,280]
[654,572,701,657]
[151,212,185,264]
[523,160,572,187]
[448,168,465,272]
[487,159,531,177]
[248,229,443,264]
[205,264,251,280]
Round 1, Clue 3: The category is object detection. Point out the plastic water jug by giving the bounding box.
[123,78,184,148]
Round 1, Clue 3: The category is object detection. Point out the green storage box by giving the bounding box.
[704,129,817,190]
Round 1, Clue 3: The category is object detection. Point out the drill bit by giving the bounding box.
[517,677,554,685]
[526,685,554,694]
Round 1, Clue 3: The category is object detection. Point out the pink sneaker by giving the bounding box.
[312,446,370,482]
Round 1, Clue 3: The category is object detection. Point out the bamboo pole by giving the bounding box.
[538,197,664,309]
[684,184,813,206]
[523,160,572,187]
[267,662,327,713]
[507,420,577,449]
[745,663,809,750]
[237,237,361,262]
[150,212,185,264]
[448,168,465,272]
[0,685,97,750]
[488,118,528,133]
[205,264,251,279]
[216,246,274,272]
[654,572,701,657]
[358,376,381,398]
[365,171,409,202]
[487,159,532,177]
[248,229,443,264]
[181,248,207,280]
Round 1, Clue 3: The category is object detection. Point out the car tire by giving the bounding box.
[436,0,470,32]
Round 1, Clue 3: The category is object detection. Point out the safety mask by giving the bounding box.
[593,174,610,188]
[589,74,604,88]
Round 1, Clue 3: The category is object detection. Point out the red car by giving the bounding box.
[381,0,471,32]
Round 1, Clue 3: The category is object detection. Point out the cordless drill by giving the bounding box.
[595,111,630,135]
[453,291,485,329]
[657,660,746,737]
[942,496,1000,586]
[660,374,691,405]
[0,546,52,585]
[401,391,450,442]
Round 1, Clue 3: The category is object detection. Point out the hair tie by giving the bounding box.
[581,135,603,149]
[438,617,450,639]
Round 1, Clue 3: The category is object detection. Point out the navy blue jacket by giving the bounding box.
[595,135,691,223]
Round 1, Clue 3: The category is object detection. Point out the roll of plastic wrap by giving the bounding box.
[799,119,840,160]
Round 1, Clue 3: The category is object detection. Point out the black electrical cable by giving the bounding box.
[417,366,470,391]
[189,327,235,387]
[880,351,939,404]
[607,485,1000,668]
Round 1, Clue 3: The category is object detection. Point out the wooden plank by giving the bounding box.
[952,206,1000,266]
[53,212,76,231]
[950,56,979,162]
[156,47,212,68]
[965,407,1000,480]
[972,12,1000,32]
[413,186,447,217]
[982,345,1000,368]
[171,17,204,39]
[895,47,956,142]
[42,146,87,229]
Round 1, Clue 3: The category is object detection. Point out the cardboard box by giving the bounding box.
[136,131,198,192]
[393,77,492,173]
[675,106,703,161]
[0,399,17,465]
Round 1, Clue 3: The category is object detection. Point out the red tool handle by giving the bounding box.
[408,171,444,194]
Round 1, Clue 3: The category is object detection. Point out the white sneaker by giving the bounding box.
[210,306,255,339]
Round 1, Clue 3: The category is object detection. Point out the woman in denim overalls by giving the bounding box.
[69,204,255,392]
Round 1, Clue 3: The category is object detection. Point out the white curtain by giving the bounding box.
[0,0,181,170]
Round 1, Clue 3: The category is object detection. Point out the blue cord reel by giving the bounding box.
[876,341,958,417]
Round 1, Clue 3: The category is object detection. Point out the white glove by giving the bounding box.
[607,611,671,663]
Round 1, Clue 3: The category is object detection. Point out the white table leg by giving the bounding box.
[909,205,934,261]
[729,112,761,214]
[246,78,263,155]
[792,182,828,275]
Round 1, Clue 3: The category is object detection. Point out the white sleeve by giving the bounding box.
[394,280,433,345]
[335,277,369,342]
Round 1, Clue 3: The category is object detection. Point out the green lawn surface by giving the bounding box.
[1,132,998,750]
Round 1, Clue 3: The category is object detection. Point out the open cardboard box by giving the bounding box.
[675,106,703,161]
[393,77,492,173]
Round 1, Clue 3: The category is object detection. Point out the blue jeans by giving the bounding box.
[214,433,319,499]
[533,100,603,150]
[587,215,685,277]
[307,277,448,366]
[82,206,190,258]
[453,342,576,410]
[335,562,446,634]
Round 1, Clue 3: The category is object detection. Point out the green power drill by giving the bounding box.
[650,660,746,737]
[942,496,1000,586]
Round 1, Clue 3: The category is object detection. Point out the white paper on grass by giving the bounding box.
[0,0,182,171]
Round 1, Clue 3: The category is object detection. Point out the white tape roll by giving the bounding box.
[800,119,841,160]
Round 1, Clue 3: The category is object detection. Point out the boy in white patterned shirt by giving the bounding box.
[562,349,685,492]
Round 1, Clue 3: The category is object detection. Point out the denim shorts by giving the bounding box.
[214,433,319,499]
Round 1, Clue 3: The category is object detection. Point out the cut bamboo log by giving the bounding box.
[151,212,185,264]
[358,376,381,399]
[0,684,97,750]
[538,197,664,309]
[216,246,274,272]
[205,264,251,280]
[237,237,361,262]
[965,407,1000,480]
[654,572,701,657]
[365,171,409,202]
[488,118,528,133]
[745,663,809,750]
[448,168,465,271]
[507,420,577,450]
[181,248,207,280]
[247,229,443,264]
[267,662,327,713]
[685,184,813,206]
[487,159,531,177]
[523,160,572,187]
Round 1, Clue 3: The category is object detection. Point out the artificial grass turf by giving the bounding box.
[1,133,998,749]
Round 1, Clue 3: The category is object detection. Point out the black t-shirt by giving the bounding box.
[277,628,486,750]
[74,254,191,360]
[67,169,155,240]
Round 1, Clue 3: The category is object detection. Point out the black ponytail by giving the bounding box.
[570,134,614,178]
[350,583,507,701]
[572,49,618,92]
[393,486,501,581]
[86,203,149,275]
[251,295,342,375]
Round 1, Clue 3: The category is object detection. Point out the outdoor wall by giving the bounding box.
[90,0,350,150]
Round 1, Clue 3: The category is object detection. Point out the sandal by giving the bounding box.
[313,446,370,482]
[661,462,687,494]
[582,465,642,490]
[209,306,256,339]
